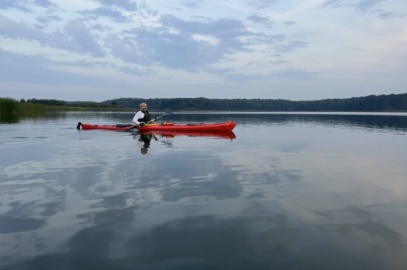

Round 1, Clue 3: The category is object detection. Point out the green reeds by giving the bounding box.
[0,98,19,122]
[0,98,46,122]
[19,101,46,116]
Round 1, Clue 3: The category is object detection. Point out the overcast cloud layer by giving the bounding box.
[0,0,406,101]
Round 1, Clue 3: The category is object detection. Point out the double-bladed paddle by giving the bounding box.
[129,112,173,129]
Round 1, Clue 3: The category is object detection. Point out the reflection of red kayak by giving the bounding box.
[140,130,236,140]
[139,121,236,131]
[77,121,236,131]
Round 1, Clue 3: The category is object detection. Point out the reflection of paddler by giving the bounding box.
[137,133,157,155]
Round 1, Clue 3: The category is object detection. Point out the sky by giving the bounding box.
[0,0,406,102]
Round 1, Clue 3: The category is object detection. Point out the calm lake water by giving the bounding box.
[1,111,407,270]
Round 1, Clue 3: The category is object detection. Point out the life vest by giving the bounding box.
[138,110,151,123]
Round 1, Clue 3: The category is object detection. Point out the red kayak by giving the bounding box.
[77,121,236,132]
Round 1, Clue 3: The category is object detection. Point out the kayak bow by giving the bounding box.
[77,122,134,131]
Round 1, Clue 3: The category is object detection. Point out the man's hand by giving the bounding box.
[139,122,145,126]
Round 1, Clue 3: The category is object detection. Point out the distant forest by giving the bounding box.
[25,93,407,112]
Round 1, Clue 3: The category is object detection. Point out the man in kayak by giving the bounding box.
[132,103,157,127]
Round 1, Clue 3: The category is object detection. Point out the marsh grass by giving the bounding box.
[19,102,46,115]
[0,98,19,122]
[1,97,130,123]
[0,98,46,122]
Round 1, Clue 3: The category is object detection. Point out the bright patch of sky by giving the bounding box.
[0,0,406,101]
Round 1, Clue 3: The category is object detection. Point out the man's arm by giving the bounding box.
[132,111,144,125]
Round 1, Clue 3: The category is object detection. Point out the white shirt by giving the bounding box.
[132,111,145,125]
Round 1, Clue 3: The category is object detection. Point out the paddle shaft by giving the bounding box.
[132,112,172,129]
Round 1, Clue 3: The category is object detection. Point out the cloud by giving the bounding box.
[0,15,104,57]
[323,0,385,11]
[96,0,138,11]
[159,15,251,39]
[272,68,317,80]
[130,26,225,70]
[102,12,307,72]
[0,49,77,84]
[105,15,257,71]
[247,14,274,25]
[106,31,150,66]
[354,0,385,12]
[226,73,263,83]
[0,14,48,41]
[34,0,55,8]
[322,0,399,18]
[64,19,105,57]
[247,0,278,10]
[182,0,202,9]
[35,15,62,29]
[86,7,130,22]
[0,0,30,11]
[0,0,406,101]
[376,11,395,19]
[282,40,308,52]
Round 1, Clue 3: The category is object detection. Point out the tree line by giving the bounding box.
[106,93,407,111]
[24,98,116,108]
[21,93,407,112]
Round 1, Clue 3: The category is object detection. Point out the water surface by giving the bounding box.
[1,112,407,270]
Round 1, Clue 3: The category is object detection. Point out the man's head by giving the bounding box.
[140,103,147,112]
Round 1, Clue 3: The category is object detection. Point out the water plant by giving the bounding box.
[0,98,46,122]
